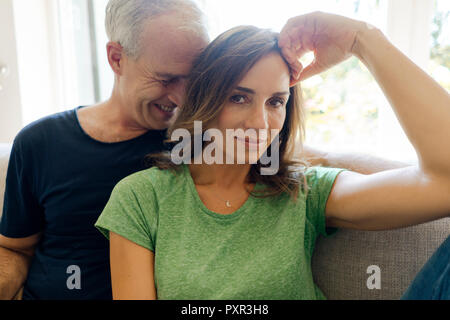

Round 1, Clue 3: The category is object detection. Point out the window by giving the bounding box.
[55,0,98,108]
[295,1,388,159]
[429,0,449,91]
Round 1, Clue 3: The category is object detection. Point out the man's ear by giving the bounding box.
[107,42,125,76]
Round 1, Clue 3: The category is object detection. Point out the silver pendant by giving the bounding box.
[226,201,232,208]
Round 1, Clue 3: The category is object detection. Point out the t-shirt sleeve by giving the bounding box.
[305,166,347,238]
[0,138,44,238]
[95,175,157,252]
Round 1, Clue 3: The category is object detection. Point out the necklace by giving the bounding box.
[214,195,237,208]
[208,188,251,208]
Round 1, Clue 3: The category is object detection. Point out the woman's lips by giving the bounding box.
[235,136,266,146]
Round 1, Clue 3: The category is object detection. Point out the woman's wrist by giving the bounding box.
[351,22,388,65]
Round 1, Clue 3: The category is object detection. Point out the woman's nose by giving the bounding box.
[245,103,269,130]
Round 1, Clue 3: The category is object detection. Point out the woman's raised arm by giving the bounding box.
[279,12,450,230]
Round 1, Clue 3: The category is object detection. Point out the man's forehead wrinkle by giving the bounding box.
[139,38,202,77]
[135,54,163,82]
[139,64,158,81]
[155,72,189,79]
[139,55,190,80]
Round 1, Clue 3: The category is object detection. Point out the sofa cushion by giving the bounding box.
[0,144,12,219]
[312,218,450,300]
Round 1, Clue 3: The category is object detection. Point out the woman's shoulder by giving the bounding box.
[286,166,345,193]
[304,166,346,185]
[301,166,347,208]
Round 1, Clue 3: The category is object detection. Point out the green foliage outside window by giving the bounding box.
[302,0,449,152]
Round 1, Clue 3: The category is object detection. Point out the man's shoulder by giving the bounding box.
[122,166,181,185]
[117,166,184,195]
[14,108,79,149]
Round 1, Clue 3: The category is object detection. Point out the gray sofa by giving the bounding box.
[0,143,448,300]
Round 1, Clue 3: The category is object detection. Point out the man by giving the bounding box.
[0,0,407,300]
[0,0,209,300]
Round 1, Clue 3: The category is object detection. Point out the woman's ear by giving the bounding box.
[107,42,125,76]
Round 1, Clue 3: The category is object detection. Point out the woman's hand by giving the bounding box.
[279,11,369,85]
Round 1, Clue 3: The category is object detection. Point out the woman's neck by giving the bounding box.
[188,163,252,189]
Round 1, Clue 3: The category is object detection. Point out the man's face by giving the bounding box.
[118,12,209,130]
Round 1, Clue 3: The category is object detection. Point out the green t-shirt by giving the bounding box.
[95,164,345,300]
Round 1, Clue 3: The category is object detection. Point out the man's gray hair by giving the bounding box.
[105,0,207,59]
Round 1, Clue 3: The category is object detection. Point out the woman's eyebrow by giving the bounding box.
[236,86,255,94]
[235,86,290,96]
[273,91,290,97]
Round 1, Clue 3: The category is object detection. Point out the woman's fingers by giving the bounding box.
[280,18,322,83]
[288,26,304,52]
[278,27,292,50]
[280,45,303,86]
[280,11,364,81]
[299,61,324,81]
[280,27,309,85]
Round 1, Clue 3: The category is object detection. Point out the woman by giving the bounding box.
[95,13,450,300]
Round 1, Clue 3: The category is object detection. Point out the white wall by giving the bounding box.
[13,0,62,128]
[0,0,23,143]
[0,0,98,144]
[92,0,114,102]
[0,0,64,143]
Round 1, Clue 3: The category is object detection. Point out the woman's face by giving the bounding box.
[211,52,291,164]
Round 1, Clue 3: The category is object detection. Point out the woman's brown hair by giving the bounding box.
[147,25,309,199]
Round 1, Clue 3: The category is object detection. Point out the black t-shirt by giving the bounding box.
[0,106,168,300]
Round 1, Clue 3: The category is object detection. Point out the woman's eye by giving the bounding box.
[269,98,285,108]
[230,95,246,104]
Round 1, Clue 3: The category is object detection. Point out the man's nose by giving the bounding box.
[167,79,186,106]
